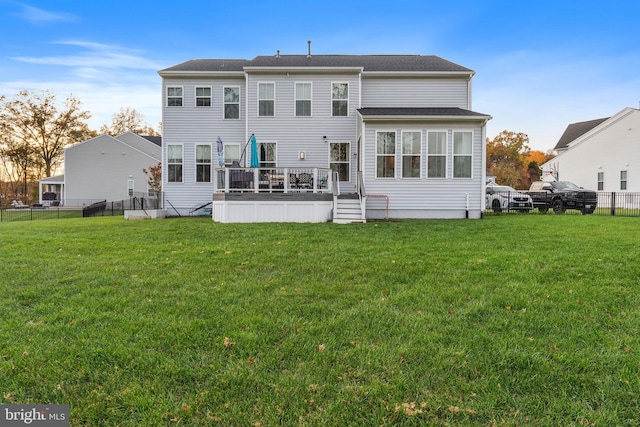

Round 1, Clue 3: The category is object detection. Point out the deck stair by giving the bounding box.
[333,194,365,224]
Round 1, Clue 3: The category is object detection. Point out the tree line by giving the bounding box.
[0,90,160,204]
[486,130,556,190]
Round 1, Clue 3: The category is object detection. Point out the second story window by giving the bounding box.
[224,87,240,119]
[295,83,312,117]
[195,87,211,106]
[167,87,183,107]
[331,83,348,117]
[258,83,275,117]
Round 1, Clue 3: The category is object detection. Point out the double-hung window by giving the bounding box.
[195,87,211,106]
[258,83,275,117]
[597,172,604,191]
[167,87,183,107]
[402,131,421,178]
[453,131,472,178]
[167,145,183,182]
[376,131,396,178]
[295,83,312,117]
[224,86,240,119]
[331,83,348,117]
[427,131,447,178]
[620,170,628,190]
[196,144,211,183]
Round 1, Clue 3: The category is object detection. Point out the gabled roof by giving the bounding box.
[357,107,491,121]
[554,117,609,150]
[141,135,162,147]
[159,55,473,75]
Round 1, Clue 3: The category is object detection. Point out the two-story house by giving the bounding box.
[158,50,491,222]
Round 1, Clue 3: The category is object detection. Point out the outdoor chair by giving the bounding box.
[298,172,313,189]
[289,173,299,189]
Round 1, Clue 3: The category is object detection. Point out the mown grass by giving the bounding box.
[1,216,639,426]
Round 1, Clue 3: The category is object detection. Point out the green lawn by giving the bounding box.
[1,216,638,426]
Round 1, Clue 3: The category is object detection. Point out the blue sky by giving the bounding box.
[1,0,639,151]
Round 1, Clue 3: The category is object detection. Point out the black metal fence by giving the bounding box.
[0,193,163,222]
[485,191,640,217]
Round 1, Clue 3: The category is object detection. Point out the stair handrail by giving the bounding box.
[357,170,366,220]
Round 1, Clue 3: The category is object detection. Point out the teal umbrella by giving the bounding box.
[249,135,259,168]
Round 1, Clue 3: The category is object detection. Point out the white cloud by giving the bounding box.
[1,40,163,131]
[14,3,77,24]
[11,41,165,70]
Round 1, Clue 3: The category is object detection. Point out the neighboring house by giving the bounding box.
[542,107,640,192]
[38,132,161,206]
[158,49,491,222]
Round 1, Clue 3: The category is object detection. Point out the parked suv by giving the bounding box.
[486,184,534,213]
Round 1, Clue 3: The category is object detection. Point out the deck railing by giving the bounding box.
[214,167,333,194]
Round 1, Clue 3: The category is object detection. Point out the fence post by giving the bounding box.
[610,192,616,216]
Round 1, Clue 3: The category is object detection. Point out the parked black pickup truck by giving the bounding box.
[528,181,597,214]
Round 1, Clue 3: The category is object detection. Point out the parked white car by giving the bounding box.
[486,184,533,213]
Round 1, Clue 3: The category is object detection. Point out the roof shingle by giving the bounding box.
[160,55,472,74]
[554,117,609,150]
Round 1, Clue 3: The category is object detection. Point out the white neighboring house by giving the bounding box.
[158,50,492,222]
[542,107,640,192]
[38,132,161,206]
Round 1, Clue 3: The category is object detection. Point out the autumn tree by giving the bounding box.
[0,90,93,178]
[99,107,160,136]
[143,162,162,194]
[486,131,531,189]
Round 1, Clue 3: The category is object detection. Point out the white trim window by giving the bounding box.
[167,145,183,182]
[224,144,240,166]
[597,172,604,191]
[167,87,183,107]
[258,142,276,169]
[224,86,240,119]
[427,131,447,178]
[295,82,312,117]
[401,131,421,178]
[195,87,212,107]
[453,131,473,178]
[127,179,134,197]
[376,131,396,178]
[258,83,275,117]
[331,83,348,117]
[195,144,212,183]
[620,170,628,190]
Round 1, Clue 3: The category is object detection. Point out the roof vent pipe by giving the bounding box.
[275,50,280,58]
[307,40,311,58]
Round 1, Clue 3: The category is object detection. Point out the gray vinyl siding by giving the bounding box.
[362,121,484,217]
[162,77,247,210]
[64,135,160,204]
[361,77,469,108]
[246,73,360,179]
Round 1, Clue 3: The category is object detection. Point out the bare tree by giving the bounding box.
[99,107,160,136]
[0,90,93,178]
